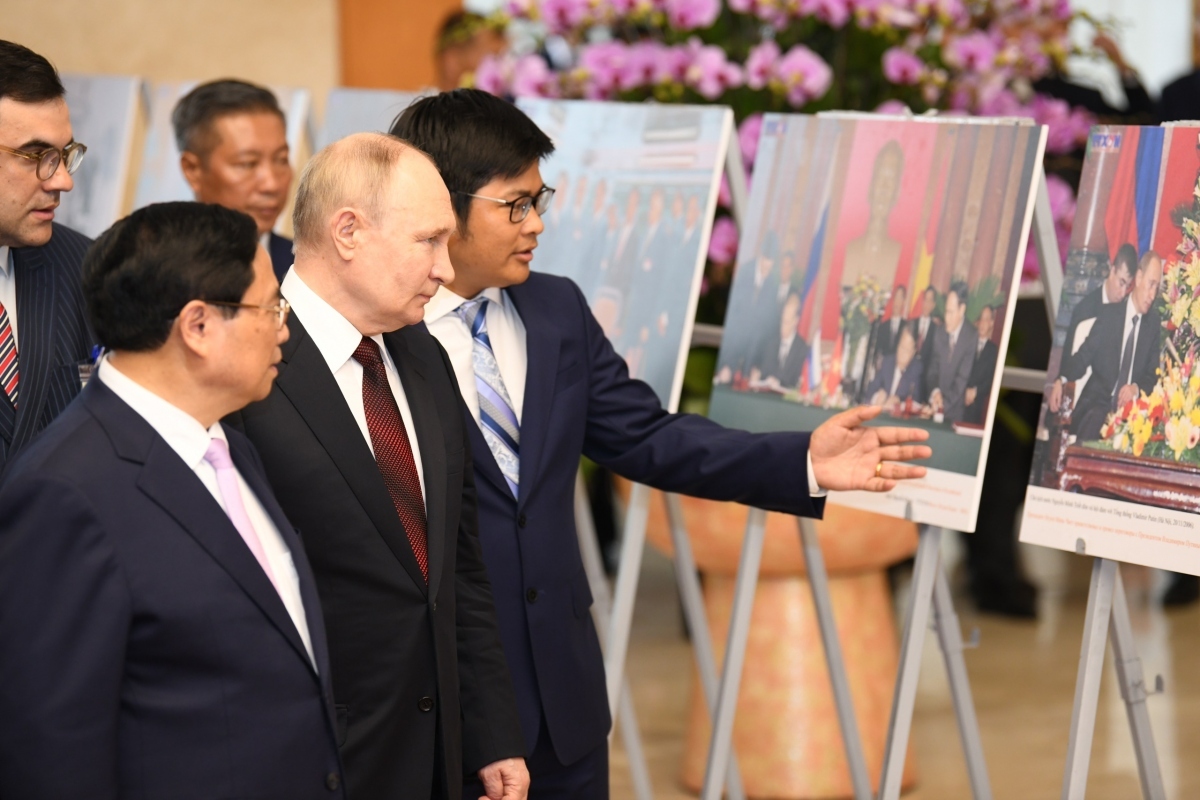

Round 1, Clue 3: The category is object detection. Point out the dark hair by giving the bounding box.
[1111,243,1137,276]
[0,41,64,105]
[923,286,937,299]
[84,202,258,352]
[171,79,285,157]
[389,89,554,225]
[947,280,969,308]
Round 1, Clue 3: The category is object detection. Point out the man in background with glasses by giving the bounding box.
[0,202,345,798]
[394,89,931,800]
[0,41,96,474]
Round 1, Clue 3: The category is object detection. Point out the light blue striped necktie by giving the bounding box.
[456,297,520,498]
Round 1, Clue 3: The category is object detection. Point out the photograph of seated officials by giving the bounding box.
[1033,124,1198,498]
[525,98,722,404]
[714,114,1041,439]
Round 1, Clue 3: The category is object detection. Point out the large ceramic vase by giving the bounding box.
[625,481,921,798]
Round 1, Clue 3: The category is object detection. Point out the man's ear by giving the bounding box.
[180,151,205,197]
[330,208,362,262]
[175,299,215,357]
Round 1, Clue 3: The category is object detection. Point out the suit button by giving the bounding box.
[325,772,341,791]
[517,513,527,528]
[418,696,435,712]
[431,600,438,612]
[526,588,538,604]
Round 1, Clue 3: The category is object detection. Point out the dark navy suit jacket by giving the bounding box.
[267,232,294,281]
[0,379,343,799]
[3,223,96,473]
[439,272,825,766]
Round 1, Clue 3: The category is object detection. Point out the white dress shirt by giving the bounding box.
[424,285,527,427]
[95,356,316,667]
[281,269,426,501]
[0,247,18,347]
[424,283,825,497]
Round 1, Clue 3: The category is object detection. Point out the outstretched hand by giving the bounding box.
[810,406,932,493]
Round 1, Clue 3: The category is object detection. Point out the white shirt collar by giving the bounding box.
[282,269,385,376]
[1102,283,1113,305]
[96,355,224,470]
[1125,295,1141,326]
[259,232,271,252]
[423,284,504,326]
[0,246,10,278]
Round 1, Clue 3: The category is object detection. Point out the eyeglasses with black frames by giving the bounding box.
[453,185,556,223]
[0,141,87,181]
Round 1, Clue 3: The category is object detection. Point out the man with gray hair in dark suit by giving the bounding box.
[0,40,96,473]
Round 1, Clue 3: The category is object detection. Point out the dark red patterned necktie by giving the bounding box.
[353,337,428,582]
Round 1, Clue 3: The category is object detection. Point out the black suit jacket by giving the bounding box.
[449,273,825,766]
[864,355,924,405]
[1064,286,1107,358]
[1062,297,1162,440]
[0,379,343,799]
[227,314,523,799]
[2,223,96,473]
[926,323,979,424]
[267,232,294,281]
[964,339,999,424]
[1159,69,1200,123]
[755,331,809,388]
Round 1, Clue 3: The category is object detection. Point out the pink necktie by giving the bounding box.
[204,438,280,594]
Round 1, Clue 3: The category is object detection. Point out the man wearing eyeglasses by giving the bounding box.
[0,202,345,798]
[0,41,96,474]
[393,89,932,800]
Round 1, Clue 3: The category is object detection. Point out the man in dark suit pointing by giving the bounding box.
[394,89,932,800]
[0,202,344,798]
[0,41,96,473]
[227,132,527,799]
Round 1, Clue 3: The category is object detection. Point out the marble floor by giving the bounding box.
[610,539,1200,799]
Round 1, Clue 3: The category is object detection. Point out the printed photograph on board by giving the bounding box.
[1023,125,1200,575]
[518,99,729,410]
[709,114,1045,530]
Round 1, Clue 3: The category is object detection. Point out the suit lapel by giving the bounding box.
[384,328,447,601]
[10,246,56,449]
[78,381,317,676]
[463,412,509,496]
[227,436,328,680]
[274,316,428,596]
[506,283,560,510]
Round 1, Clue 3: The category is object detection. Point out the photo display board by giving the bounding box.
[517,98,732,411]
[57,74,142,238]
[709,113,1046,531]
[132,81,311,234]
[1023,125,1200,574]
[317,88,423,150]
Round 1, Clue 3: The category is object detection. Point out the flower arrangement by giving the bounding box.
[1099,171,1200,462]
[475,0,1108,293]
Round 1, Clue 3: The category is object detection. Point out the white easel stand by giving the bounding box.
[1025,126,1169,797]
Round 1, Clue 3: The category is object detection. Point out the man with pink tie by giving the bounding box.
[0,202,345,798]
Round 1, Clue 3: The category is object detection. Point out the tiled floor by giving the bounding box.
[611,540,1200,799]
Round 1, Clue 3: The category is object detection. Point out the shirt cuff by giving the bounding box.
[807,451,826,498]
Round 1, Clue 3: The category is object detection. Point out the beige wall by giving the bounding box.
[3,0,339,115]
